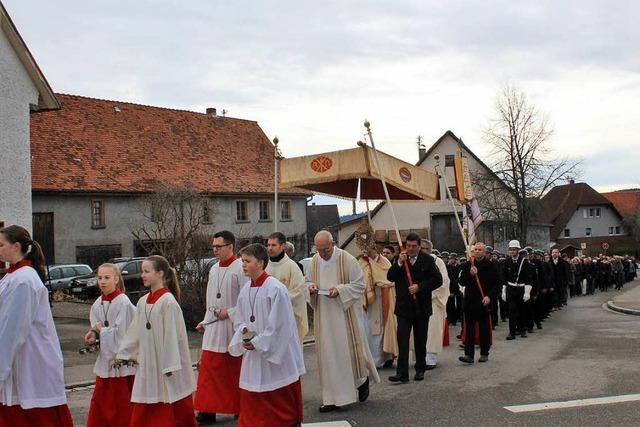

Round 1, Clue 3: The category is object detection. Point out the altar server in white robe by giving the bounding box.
[116,255,197,427]
[266,231,309,344]
[85,263,136,427]
[422,240,450,369]
[0,225,73,427]
[194,230,245,424]
[229,243,305,427]
[307,231,380,413]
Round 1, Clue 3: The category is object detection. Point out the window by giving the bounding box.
[236,200,249,222]
[48,268,62,280]
[585,227,592,237]
[445,154,455,167]
[74,266,92,276]
[61,267,79,279]
[596,208,601,218]
[202,202,212,224]
[609,227,614,235]
[564,229,570,237]
[583,208,588,218]
[91,200,105,228]
[448,186,458,200]
[280,200,292,221]
[615,226,621,235]
[122,262,139,275]
[150,203,161,223]
[589,208,594,218]
[259,200,271,221]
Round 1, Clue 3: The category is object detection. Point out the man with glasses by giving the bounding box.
[194,230,245,424]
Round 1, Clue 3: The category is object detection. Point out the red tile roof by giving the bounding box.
[30,94,305,195]
[602,189,640,217]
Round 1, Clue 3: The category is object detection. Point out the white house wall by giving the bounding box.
[0,29,39,231]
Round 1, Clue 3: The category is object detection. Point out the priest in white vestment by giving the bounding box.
[422,240,450,369]
[307,231,380,413]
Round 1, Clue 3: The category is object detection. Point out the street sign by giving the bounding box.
[602,242,609,250]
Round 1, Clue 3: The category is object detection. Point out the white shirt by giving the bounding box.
[229,276,305,392]
[199,258,245,353]
[0,266,67,409]
[117,291,195,403]
[90,292,136,378]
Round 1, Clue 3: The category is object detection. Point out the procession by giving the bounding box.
[2,1,640,426]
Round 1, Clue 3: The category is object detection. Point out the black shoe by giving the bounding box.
[196,412,216,425]
[520,332,527,338]
[536,323,543,330]
[382,359,394,369]
[319,404,338,413]
[527,328,534,334]
[478,355,489,363]
[414,371,425,381]
[425,365,436,370]
[291,423,302,427]
[389,375,410,384]
[358,377,370,402]
[506,335,516,340]
[459,355,474,364]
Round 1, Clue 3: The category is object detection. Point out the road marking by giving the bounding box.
[302,422,351,426]
[505,393,640,413]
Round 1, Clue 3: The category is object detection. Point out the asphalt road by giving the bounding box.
[64,280,640,426]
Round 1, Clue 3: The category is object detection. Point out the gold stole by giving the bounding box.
[311,251,370,381]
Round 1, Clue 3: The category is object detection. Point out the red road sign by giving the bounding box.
[602,242,610,250]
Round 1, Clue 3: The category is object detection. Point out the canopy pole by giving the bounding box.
[365,199,372,224]
[364,121,416,297]
[434,157,470,258]
[274,136,280,232]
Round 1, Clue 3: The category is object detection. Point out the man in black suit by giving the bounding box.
[550,248,570,309]
[458,242,499,363]
[387,232,443,383]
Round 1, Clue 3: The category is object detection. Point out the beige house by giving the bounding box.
[337,131,551,256]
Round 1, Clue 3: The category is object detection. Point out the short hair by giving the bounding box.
[405,232,421,244]
[315,230,334,243]
[240,243,269,269]
[268,231,286,245]
[421,239,433,250]
[383,245,395,253]
[213,230,236,248]
[286,241,295,253]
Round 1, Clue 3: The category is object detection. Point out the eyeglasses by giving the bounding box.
[211,243,231,250]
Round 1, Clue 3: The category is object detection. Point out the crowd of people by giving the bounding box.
[0,223,637,427]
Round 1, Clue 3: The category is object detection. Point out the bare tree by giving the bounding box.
[130,185,214,326]
[481,83,581,243]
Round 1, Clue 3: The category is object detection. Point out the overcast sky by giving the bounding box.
[6,0,639,214]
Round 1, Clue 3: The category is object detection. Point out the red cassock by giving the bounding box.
[0,404,74,427]
[238,380,303,427]
[194,350,242,414]
[460,318,493,346]
[129,395,197,427]
[86,376,135,427]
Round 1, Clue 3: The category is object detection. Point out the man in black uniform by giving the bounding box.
[502,240,534,340]
[387,232,443,383]
[458,243,499,363]
[484,245,500,328]
[550,248,570,309]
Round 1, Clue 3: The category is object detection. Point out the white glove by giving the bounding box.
[501,285,507,302]
[524,285,532,302]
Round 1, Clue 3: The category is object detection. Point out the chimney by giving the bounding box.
[206,107,217,116]
[569,178,575,184]
[417,135,426,160]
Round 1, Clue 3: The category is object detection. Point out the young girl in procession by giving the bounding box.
[85,263,136,427]
[229,243,306,427]
[0,225,74,426]
[116,255,197,427]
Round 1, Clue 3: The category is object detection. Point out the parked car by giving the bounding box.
[45,264,93,292]
[70,257,147,304]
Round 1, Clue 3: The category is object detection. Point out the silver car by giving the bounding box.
[46,264,93,292]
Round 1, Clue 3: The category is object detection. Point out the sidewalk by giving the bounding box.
[606,278,640,315]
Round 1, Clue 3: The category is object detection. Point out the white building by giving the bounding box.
[0,1,59,231]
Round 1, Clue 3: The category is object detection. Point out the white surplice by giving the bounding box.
[307,248,380,407]
[228,276,305,392]
[266,254,309,342]
[89,293,136,378]
[0,266,67,409]
[117,291,195,403]
[199,258,245,352]
[426,255,450,365]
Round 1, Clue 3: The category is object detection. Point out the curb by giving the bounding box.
[606,301,640,316]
